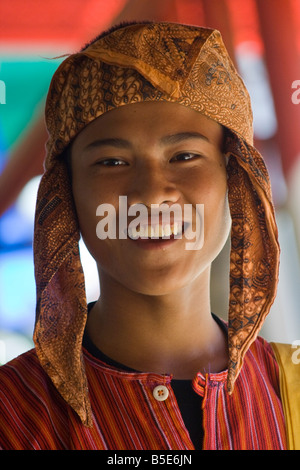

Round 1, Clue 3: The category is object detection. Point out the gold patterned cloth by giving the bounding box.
[33,22,280,426]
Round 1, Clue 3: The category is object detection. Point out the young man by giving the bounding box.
[0,22,286,450]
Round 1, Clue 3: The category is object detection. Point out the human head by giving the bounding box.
[69,100,230,300]
[33,22,279,425]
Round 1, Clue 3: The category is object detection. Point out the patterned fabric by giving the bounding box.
[33,22,280,426]
[0,337,286,450]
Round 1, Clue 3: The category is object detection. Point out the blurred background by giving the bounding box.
[0,0,300,365]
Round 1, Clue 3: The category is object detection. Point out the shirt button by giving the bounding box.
[153,385,169,401]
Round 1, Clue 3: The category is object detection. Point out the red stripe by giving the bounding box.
[0,338,287,450]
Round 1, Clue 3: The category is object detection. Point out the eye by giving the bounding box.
[171,152,202,162]
[97,158,127,167]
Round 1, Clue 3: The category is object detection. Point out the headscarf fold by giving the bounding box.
[33,22,280,426]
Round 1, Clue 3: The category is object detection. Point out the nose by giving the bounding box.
[127,162,181,208]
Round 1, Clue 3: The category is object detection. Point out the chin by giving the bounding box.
[121,265,208,297]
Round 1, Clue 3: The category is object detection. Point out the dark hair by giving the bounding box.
[62,145,73,182]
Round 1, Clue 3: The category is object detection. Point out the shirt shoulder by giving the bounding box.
[245,335,281,391]
[0,349,70,450]
[249,335,278,363]
[0,348,52,394]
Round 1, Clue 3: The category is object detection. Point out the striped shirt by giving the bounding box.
[0,336,286,450]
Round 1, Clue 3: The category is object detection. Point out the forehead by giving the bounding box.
[71,101,224,153]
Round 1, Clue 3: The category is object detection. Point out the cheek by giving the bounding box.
[72,171,116,227]
[189,163,227,209]
[204,185,231,256]
[192,167,229,248]
[72,175,102,252]
[72,175,125,268]
[72,182,95,234]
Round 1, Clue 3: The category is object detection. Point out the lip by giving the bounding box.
[133,215,184,226]
[127,222,190,250]
[128,234,179,250]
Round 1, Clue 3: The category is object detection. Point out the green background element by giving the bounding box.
[0,57,62,151]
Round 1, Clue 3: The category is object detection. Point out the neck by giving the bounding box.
[86,266,228,378]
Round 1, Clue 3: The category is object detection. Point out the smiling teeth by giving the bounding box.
[128,223,181,239]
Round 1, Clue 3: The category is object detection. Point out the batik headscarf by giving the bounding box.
[33,22,280,426]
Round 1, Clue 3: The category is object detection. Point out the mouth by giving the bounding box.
[128,222,184,240]
[126,221,189,250]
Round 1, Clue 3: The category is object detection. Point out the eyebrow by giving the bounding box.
[83,132,210,152]
[84,137,132,151]
[161,132,210,145]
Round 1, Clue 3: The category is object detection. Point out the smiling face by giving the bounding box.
[70,101,231,295]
